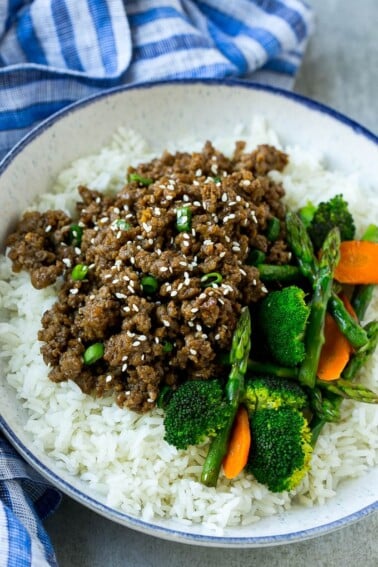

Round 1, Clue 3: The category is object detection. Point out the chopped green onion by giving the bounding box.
[83,342,104,365]
[201,272,223,287]
[246,249,266,266]
[176,206,192,232]
[69,224,83,246]
[156,385,173,409]
[127,173,153,186]
[141,275,159,294]
[266,217,281,242]
[213,176,221,183]
[162,341,173,353]
[113,219,131,231]
[71,264,89,281]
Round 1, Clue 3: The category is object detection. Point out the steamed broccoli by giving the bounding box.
[307,194,355,251]
[242,376,308,414]
[246,407,313,492]
[258,285,310,367]
[163,380,232,450]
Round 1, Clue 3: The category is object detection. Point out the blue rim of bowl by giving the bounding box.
[0,79,377,547]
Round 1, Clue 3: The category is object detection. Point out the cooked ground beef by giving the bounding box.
[6,141,290,412]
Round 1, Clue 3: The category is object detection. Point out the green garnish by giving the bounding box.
[83,343,104,365]
[141,275,159,294]
[246,249,266,266]
[201,272,223,287]
[71,264,89,281]
[113,219,131,231]
[266,217,281,242]
[127,173,153,186]
[176,206,192,232]
[162,341,173,353]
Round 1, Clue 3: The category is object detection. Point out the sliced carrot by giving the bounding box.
[317,312,351,381]
[223,405,251,480]
[334,241,378,284]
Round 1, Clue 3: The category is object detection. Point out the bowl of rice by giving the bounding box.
[0,80,377,547]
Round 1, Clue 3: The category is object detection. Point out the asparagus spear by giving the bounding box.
[286,212,369,348]
[298,226,341,388]
[285,211,318,282]
[257,264,302,283]
[201,307,251,487]
[351,224,378,320]
[328,293,368,349]
[342,321,378,380]
[317,378,378,404]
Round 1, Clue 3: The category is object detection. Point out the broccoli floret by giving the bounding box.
[243,376,308,414]
[258,285,310,367]
[247,407,313,492]
[307,194,355,250]
[163,380,232,450]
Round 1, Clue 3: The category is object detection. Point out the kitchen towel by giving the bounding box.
[0,1,314,565]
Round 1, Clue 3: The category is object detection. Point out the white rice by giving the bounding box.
[1,118,377,530]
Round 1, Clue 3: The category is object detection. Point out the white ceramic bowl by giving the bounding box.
[0,80,377,547]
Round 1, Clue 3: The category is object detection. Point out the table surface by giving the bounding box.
[45,1,378,565]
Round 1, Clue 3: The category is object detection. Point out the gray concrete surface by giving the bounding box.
[45,1,378,565]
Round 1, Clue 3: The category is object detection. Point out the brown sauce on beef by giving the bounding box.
[6,142,290,412]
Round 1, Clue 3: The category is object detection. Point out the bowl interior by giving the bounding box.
[0,81,377,546]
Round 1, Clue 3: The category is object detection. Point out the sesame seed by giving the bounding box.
[219,251,226,258]
[193,200,201,207]
[132,341,141,347]
[199,293,206,299]
[104,274,112,279]
[171,290,178,297]
[62,258,71,268]
[154,337,160,344]
[74,247,81,255]
[183,233,190,240]
[183,194,190,202]
[193,180,200,186]
[130,257,135,265]
[127,285,135,294]
[177,283,183,291]
[122,355,128,361]
[179,261,187,267]
[217,298,225,305]
[191,307,199,313]
[100,217,109,223]
[195,169,202,177]
[115,292,126,299]
[261,285,268,293]
[70,288,78,295]
[221,192,228,202]
[215,333,220,340]
[95,197,101,204]
[196,324,202,332]
[166,195,173,200]
[132,304,139,312]
[122,363,128,371]
[142,222,152,232]
[139,335,147,341]
[252,279,257,285]
[105,375,112,383]
[45,225,52,233]
[160,266,169,272]
[123,306,130,312]
[189,349,197,355]
[242,179,251,187]
[112,278,119,284]
[239,268,247,276]
[162,320,170,327]
[188,321,194,327]
[211,163,218,174]
[89,294,95,300]
[236,195,242,202]
[251,210,258,223]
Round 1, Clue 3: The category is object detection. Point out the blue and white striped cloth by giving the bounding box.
[0,1,314,565]
[0,0,314,162]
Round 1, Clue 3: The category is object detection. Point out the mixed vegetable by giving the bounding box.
[160,195,378,492]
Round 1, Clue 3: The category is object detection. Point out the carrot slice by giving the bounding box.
[334,241,378,284]
[317,313,351,381]
[223,405,251,479]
